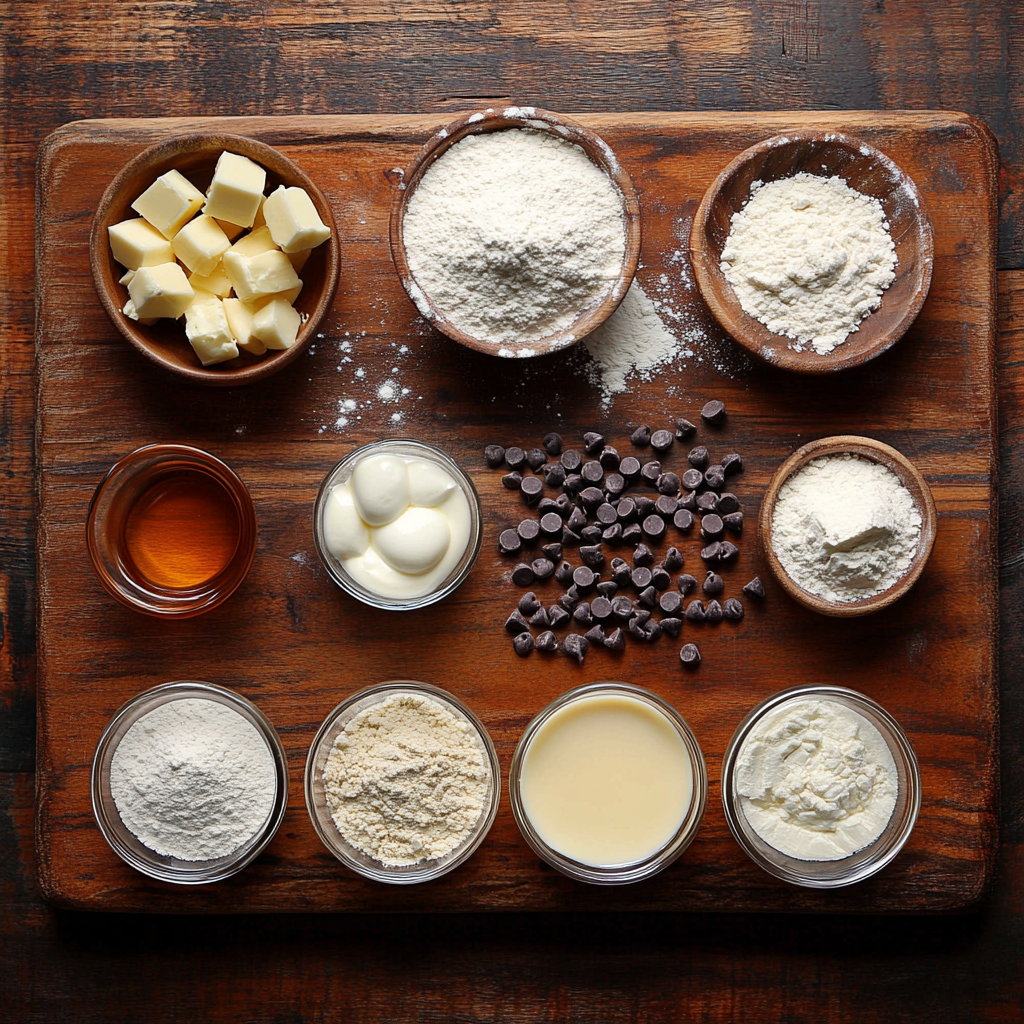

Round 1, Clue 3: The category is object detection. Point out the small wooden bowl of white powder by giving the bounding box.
[759,435,938,616]
[390,107,642,358]
[690,132,933,373]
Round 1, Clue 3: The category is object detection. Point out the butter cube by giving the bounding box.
[263,185,331,253]
[122,298,158,326]
[108,218,174,270]
[222,249,301,303]
[188,262,233,298]
[254,281,302,307]
[172,214,231,277]
[119,269,136,286]
[227,225,277,259]
[214,218,247,242]
[127,263,195,320]
[287,248,311,272]
[223,297,266,355]
[131,169,206,239]
[251,297,302,350]
[203,151,266,228]
[184,294,239,366]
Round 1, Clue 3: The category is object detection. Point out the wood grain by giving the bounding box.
[35,111,998,913]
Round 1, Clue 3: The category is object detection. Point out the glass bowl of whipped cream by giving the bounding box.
[721,684,921,888]
[312,438,483,611]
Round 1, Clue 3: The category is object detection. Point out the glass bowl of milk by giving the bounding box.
[509,682,708,884]
[721,685,922,888]
[313,439,483,611]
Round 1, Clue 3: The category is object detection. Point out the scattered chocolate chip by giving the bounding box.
[563,634,589,663]
[580,486,605,511]
[724,598,745,621]
[517,519,540,543]
[696,491,719,513]
[529,606,550,628]
[673,509,695,532]
[722,511,743,534]
[485,444,506,468]
[687,446,709,470]
[559,585,580,610]
[616,497,637,523]
[502,472,523,490]
[596,502,618,525]
[599,446,620,471]
[631,609,652,627]
[722,453,743,475]
[537,496,559,515]
[555,493,574,516]
[619,456,641,480]
[705,599,723,624]
[630,424,652,447]
[518,591,541,615]
[638,585,658,609]
[635,496,656,519]
[704,465,726,491]
[642,514,666,540]
[680,643,701,668]
[505,609,530,634]
[612,562,632,587]
[743,576,766,600]
[542,432,563,455]
[596,580,618,599]
[628,617,647,640]
[680,491,699,513]
[703,572,724,596]
[540,512,564,537]
[583,431,605,454]
[602,523,623,545]
[646,620,663,642]
[701,514,724,541]
[580,524,602,544]
[513,632,534,656]
[573,602,594,626]
[555,560,575,586]
[604,627,625,651]
[563,473,582,496]
[499,529,521,555]
[641,460,662,485]
[611,595,634,620]
[664,547,684,571]
[542,463,566,488]
[526,448,547,471]
[682,468,703,491]
[633,544,655,567]
[535,630,558,652]
[512,563,535,586]
[659,590,682,614]
[591,596,613,621]
[685,599,706,622]
[505,446,526,470]
[651,566,671,590]
[567,506,587,533]
[717,493,740,515]
[580,544,605,569]
[661,617,682,638]
[717,541,740,563]
[631,566,653,589]
[584,624,606,645]
[654,495,679,518]
[651,429,674,452]
[605,472,625,496]
[657,472,681,496]
[521,476,544,504]
[675,418,697,439]
[561,449,582,472]
[548,605,570,628]
[701,400,727,425]
[610,555,627,569]
[581,460,604,484]
[573,565,596,591]
[678,573,698,595]
[700,542,722,562]
[532,558,554,580]
[622,523,643,545]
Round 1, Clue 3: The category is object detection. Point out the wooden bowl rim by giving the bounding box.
[689,131,934,375]
[90,132,340,388]
[757,434,938,617]
[388,106,642,358]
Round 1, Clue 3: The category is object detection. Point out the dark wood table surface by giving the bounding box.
[3,3,1023,1020]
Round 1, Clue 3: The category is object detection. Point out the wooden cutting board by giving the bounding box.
[34,112,998,913]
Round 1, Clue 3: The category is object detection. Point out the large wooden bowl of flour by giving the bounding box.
[690,133,933,374]
[758,435,938,617]
[390,108,642,358]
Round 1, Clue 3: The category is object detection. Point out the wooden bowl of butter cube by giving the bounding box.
[91,133,339,386]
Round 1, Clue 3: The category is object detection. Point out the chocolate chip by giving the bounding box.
[517,519,540,544]
[696,491,719,513]
[622,523,643,546]
[555,493,574,516]
[542,463,566,488]
[675,418,697,439]
[526,448,547,471]
[717,541,740,563]
[717,493,740,515]
[651,566,671,590]
[688,446,709,470]
[724,598,745,621]
[565,474,583,495]
[638,585,657,609]
[682,468,703,491]
[723,512,744,534]
[580,544,605,569]
[540,512,563,537]
[484,444,506,468]
[567,506,587,533]
[529,606,550,628]
[573,565,596,591]
[505,609,530,634]
[573,602,593,626]
[616,497,637,523]
[512,563,534,586]
[582,431,604,454]
[664,547,684,571]
[591,596,613,620]
[628,617,647,640]
[548,605,570,628]
[555,560,575,586]
[700,542,722,562]
[661,617,682,638]
[599,446,620,471]
[685,599,706,622]
[596,502,618,525]
[651,429,674,452]
[499,529,521,555]
[646,620,663,642]
[605,472,625,496]
[633,544,654,568]
[580,525,602,545]
[641,460,662,484]
[611,595,634,620]
[635,495,656,519]
[654,495,679,518]
[610,556,627,569]
[562,517,583,538]
[630,424,652,447]
[657,472,681,496]
[505,446,526,470]
[581,460,604,484]
[703,572,724,596]
[743,576,766,600]
[604,627,625,651]
[678,573,698,595]
[701,514,724,541]
[532,558,554,580]
[659,590,682,614]
[518,591,541,615]
[704,465,726,491]
[673,509,695,532]
[521,476,544,504]
[580,486,605,511]
[596,581,618,598]
[680,491,699,513]
[680,643,701,668]
[722,453,743,475]
[612,562,632,587]
[602,523,623,545]
[631,566,653,589]
[513,632,534,656]
[631,608,651,627]
[584,624,606,645]
[619,457,641,481]
[706,599,723,624]
[701,400,727,425]
[543,433,563,457]
[561,449,582,472]
[538,496,559,515]
[642,514,665,540]
[503,472,523,490]
[563,634,588,663]
[559,585,579,610]
[535,630,558,652]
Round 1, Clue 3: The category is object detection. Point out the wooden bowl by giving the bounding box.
[758,435,938,617]
[389,107,642,358]
[690,132,933,374]
[90,133,339,387]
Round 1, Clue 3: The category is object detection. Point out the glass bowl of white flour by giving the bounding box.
[390,107,642,358]
[91,681,289,884]
[304,681,500,884]
[721,685,921,888]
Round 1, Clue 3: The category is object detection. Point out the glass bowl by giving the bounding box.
[721,684,922,888]
[508,682,708,885]
[312,438,483,611]
[91,680,289,885]
[304,681,500,884]
[86,443,258,618]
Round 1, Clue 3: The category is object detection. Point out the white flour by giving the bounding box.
[403,128,626,347]
[735,698,898,861]
[721,173,897,355]
[109,697,277,862]
[323,692,490,867]
[771,453,921,603]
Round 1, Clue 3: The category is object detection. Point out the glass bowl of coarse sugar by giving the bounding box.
[304,681,500,884]
[389,107,642,359]
[721,684,922,888]
[91,680,289,884]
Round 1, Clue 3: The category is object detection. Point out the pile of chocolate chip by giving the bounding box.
[485,400,765,668]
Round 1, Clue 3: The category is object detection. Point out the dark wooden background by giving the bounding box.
[4,2,1024,1020]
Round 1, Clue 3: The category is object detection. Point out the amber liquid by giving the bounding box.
[123,470,241,589]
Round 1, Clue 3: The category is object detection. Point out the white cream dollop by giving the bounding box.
[374,507,451,574]
[323,488,370,558]
[350,454,409,526]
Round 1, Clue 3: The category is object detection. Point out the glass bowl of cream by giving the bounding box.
[721,684,921,888]
[509,682,708,885]
[312,439,483,611]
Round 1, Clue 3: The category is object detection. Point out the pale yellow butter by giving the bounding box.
[227,224,278,259]
[223,297,267,355]
[119,269,136,286]
[188,262,233,298]
[263,185,331,253]
[108,218,174,270]
[122,297,159,326]
[184,294,240,366]
[252,297,301,350]
[203,151,266,228]
[172,214,231,277]
[131,169,206,239]
[223,249,301,303]
[127,263,195,320]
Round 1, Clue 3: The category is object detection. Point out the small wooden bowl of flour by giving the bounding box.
[758,435,937,616]
[390,107,642,358]
[690,133,933,373]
